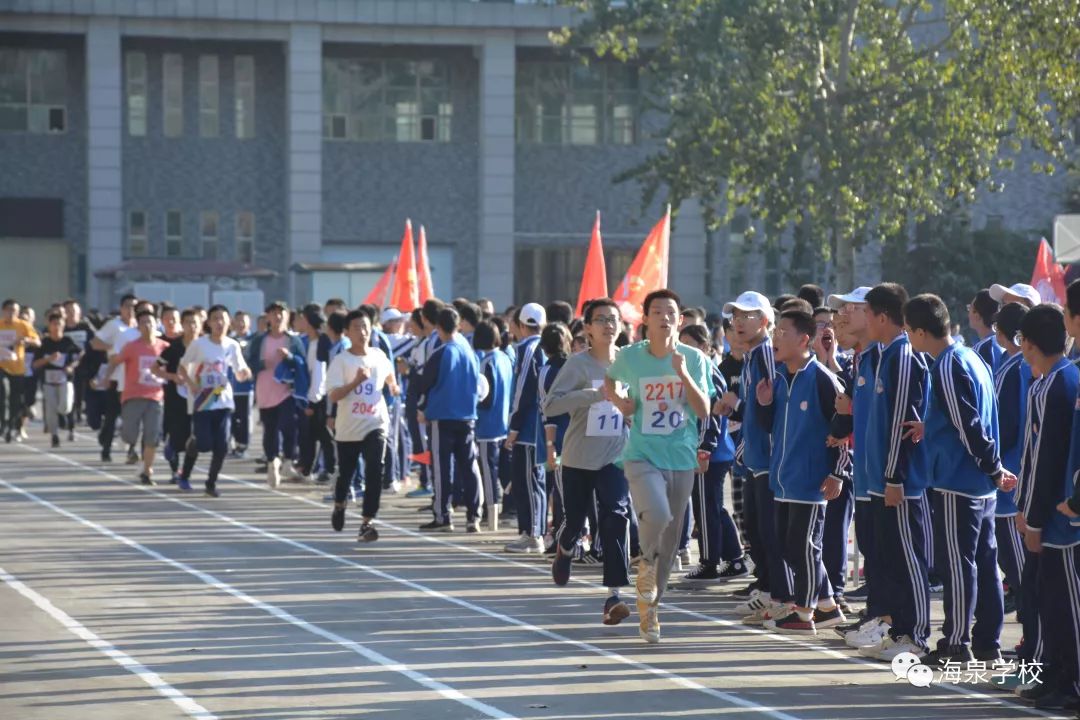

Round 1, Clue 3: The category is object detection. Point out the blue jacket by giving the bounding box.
[759,358,851,503]
[701,365,736,463]
[865,334,931,498]
[994,352,1031,516]
[273,335,311,406]
[973,334,1004,374]
[925,343,1002,498]
[244,331,306,378]
[229,332,254,394]
[509,335,546,446]
[738,339,778,473]
[1018,357,1080,548]
[476,348,513,441]
[416,333,480,422]
[851,344,882,500]
[540,357,570,452]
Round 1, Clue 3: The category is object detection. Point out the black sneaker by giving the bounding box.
[358,522,378,543]
[925,645,975,667]
[731,581,759,599]
[718,557,750,580]
[835,595,853,616]
[683,562,721,583]
[1034,691,1080,710]
[316,471,331,484]
[204,486,221,498]
[846,583,869,599]
[126,448,140,465]
[68,428,75,442]
[466,520,481,534]
[51,434,60,448]
[1003,590,1017,615]
[551,544,572,586]
[101,449,112,462]
[973,647,1004,664]
[813,606,847,629]
[419,519,454,532]
[602,595,630,626]
[928,573,945,593]
[574,549,603,565]
[1019,680,1059,701]
[544,541,558,556]
[332,503,346,532]
[138,472,156,486]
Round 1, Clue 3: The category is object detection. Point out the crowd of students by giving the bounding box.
[1,277,1080,713]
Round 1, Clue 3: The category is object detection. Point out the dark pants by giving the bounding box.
[512,443,547,537]
[22,374,36,416]
[231,394,251,449]
[299,398,335,475]
[259,398,297,461]
[84,387,105,431]
[1019,548,1044,663]
[995,515,1025,598]
[691,461,742,565]
[0,371,25,431]
[477,440,503,506]
[165,402,195,478]
[335,430,387,519]
[431,420,482,523]
[194,409,231,489]
[549,465,566,541]
[873,494,931,647]
[405,398,429,489]
[823,480,854,598]
[777,500,832,609]
[744,471,791,600]
[855,499,888,619]
[98,385,121,451]
[932,491,1003,652]
[559,464,631,588]
[1037,546,1080,697]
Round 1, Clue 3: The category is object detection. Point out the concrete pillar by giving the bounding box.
[287,22,322,305]
[670,198,708,307]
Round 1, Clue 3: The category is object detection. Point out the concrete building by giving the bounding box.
[0,0,1072,316]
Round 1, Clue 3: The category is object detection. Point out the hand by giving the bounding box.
[755,378,773,406]
[835,393,852,415]
[671,350,687,377]
[721,391,739,409]
[50,351,62,363]
[826,435,847,448]
[278,347,291,360]
[697,450,710,474]
[821,475,842,501]
[605,383,636,417]
[902,421,925,443]
[546,444,557,470]
[1015,513,1028,534]
[417,411,426,426]
[1024,530,1042,554]
[353,367,371,385]
[326,417,335,432]
[1058,500,1080,519]
[884,484,904,508]
[995,470,1018,493]
[503,437,515,452]
[303,407,314,417]
[713,397,731,417]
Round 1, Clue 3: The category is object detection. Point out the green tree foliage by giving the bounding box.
[554,0,1080,289]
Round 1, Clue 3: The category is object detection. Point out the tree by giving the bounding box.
[554,0,1080,290]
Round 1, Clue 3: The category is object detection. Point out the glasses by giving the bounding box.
[815,321,834,330]
[837,304,864,316]
[732,311,763,322]
[589,316,620,327]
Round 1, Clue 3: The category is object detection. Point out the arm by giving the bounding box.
[994,362,1020,458]
[543,359,602,417]
[413,348,443,411]
[478,359,496,411]
[1025,383,1073,533]
[676,351,709,421]
[508,346,539,433]
[884,350,923,491]
[939,356,1002,478]
[817,369,851,481]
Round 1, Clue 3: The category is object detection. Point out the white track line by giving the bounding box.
[0,474,516,720]
[0,563,217,719]
[13,443,801,720]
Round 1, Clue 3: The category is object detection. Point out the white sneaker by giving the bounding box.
[845,618,890,649]
[638,599,661,644]
[267,457,281,488]
[678,547,692,566]
[671,555,683,572]
[288,468,310,483]
[757,602,794,628]
[636,561,658,605]
[859,634,926,661]
[734,588,769,616]
[504,535,544,554]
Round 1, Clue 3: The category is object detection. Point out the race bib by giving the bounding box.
[138,356,163,387]
[66,330,87,346]
[348,378,382,417]
[45,369,67,385]
[198,361,227,390]
[587,401,624,437]
[0,330,15,349]
[639,376,686,436]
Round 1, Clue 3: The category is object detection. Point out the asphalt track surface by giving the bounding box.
[0,425,1066,720]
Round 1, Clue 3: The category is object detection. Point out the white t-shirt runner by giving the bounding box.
[179,336,249,413]
[327,347,394,443]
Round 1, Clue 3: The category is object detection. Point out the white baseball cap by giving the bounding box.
[723,291,775,324]
[519,302,547,328]
[827,287,872,310]
[380,308,405,325]
[989,283,1041,308]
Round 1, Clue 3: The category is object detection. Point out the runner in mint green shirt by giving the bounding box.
[605,289,711,643]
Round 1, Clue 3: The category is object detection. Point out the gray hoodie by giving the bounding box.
[542,349,627,470]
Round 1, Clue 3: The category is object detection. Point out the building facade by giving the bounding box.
[0,0,1072,316]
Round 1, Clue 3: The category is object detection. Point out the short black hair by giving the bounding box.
[120,293,137,305]
[904,294,950,339]
[473,319,498,351]
[546,301,574,326]
[780,298,814,315]
[180,308,197,322]
[410,308,423,327]
[265,300,289,313]
[45,310,63,323]
[135,309,157,321]
[207,304,230,319]
[813,306,834,318]
[303,306,325,330]
[422,299,444,325]
[778,308,816,342]
[971,289,999,328]
[458,302,481,329]
[327,310,347,336]
[540,322,572,360]
[679,323,711,349]
[584,298,619,324]
[866,283,908,327]
[772,294,795,312]
[680,307,705,323]
[797,284,826,309]
[357,303,379,324]
[436,307,459,334]
[994,302,1029,341]
[344,309,369,330]
[642,289,681,316]
[1,298,16,309]
[1019,304,1066,356]
[1067,278,1080,317]
[324,297,347,311]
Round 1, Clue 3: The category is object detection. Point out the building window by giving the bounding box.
[234,55,255,139]
[166,210,183,257]
[128,210,148,257]
[125,52,147,136]
[0,48,67,133]
[236,211,255,263]
[163,53,183,137]
[514,245,637,306]
[199,55,219,138]
[516,61,639,145]
[200,211,219,259]
[322,58,453,143]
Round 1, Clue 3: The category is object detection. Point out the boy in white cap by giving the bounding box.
[988,282,1042,309]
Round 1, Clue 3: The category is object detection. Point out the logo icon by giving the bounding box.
[891,652,931,687]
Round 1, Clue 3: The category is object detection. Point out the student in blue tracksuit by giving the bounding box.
[228,311,254,458]
[968,288,1004,372]
[755,309,851,635]
[504,303,548,553]
[720,291,792,619]
[859,283,933,661]
[679,324,749,584]
[540,323,572,554]
[1065,280,1080,539]
[991,302,1031,617]
[415,306,484,533]
[474,319,512,528]
[1014,303,1080,709]
[904,294,1014,667]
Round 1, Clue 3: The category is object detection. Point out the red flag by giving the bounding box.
[1032,237,1067,305]
[389,219,419,311]
[417,225,435,304]
[613,207,671,325]
[363,255,396,306]
[575,211,608,318]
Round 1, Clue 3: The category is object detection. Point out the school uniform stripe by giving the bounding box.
[884,349,911,481]
[1061,547,1080,696]
[431,419,443,522]
[896,500,929,644]
[940,356,975,458]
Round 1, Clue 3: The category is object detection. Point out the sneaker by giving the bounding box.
[1017,679,1059,701]
[466,520,481,534]
[287,467,310,483]
[204,486,221,498]
[406,486,433,499]
[267,458,281,488]
[603,595,630,626]
[552,544,573,586]
[734,588,769,616]
[1034,691,1080,710]
[813,606,847,629]
[332,503,346,532]
[635,561,658,605]
[846,583,870,600]
[683,562,722,584]
[1003,590,1017,616]
[859,634,926,661]
[846,618,891,649]
[17,427,28,442]
[419,519,454,533]
[678,547,692,566]
[928,574,945,593]
[544,541,558,556]
[629,553,642,568]
[638,599,660,643]
[731,581,759,599]
[126,448,139,465]
[670,555,683,572]
[504,535,544,553]
[973,647,1004,664]
[835,595,853,616]
[358,522,378,543]
[138,472,155,486]
[100,450,112,463]
[766,611,817,635]
[718,557,750,580]
[925,645,975,667]
[177,477,192,492]
[755,602,794,627]
[50,434,60,448]
[574,548,603,565]
[68,428,75,442]
[316,471,331,484]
